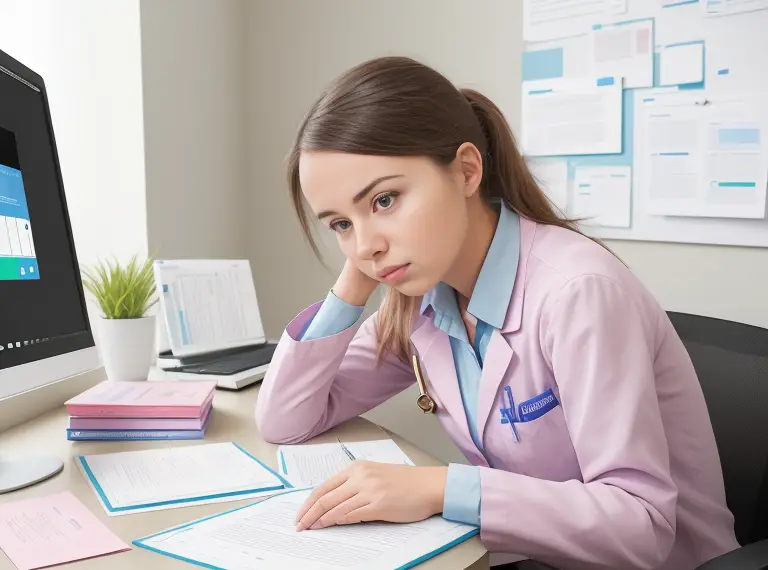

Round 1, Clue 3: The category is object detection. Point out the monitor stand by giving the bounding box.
[0,455,64,494]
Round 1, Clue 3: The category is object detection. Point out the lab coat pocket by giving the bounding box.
[497,392,576,480]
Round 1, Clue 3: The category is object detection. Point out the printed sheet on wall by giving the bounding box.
[521,0,768,247]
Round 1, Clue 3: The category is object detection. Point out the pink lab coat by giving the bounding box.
[256,216,739,570]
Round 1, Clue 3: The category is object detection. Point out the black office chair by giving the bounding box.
[666,312,768,570]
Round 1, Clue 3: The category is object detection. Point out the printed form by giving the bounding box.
[522,77,623,157]
[591,19,654,88]
[78,442,288,515]
[572,166,632,228]
[134,488,477,570]
[278,439,414,487]
[641,91,768,218]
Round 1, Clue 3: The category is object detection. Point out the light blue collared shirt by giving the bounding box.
[300,204,521,527]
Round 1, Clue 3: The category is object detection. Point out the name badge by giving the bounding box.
[517,388,559,423]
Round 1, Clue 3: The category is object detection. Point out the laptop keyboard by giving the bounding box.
[177,344,277,376]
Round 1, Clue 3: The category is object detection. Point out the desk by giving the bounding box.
[0,380,489,569]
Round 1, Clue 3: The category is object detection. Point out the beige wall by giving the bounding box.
[140,0,248,260]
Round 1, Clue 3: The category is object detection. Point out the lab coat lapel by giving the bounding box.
[476,216,537,441]
[410,318,473,448]
[476,329,514,442]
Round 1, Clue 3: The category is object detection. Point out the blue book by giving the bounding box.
[67,410,211,441]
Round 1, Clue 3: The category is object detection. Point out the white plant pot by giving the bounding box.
[96,315,156,382]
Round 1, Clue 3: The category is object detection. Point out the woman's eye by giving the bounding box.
[331,220,351,233]
[375,193,397,210]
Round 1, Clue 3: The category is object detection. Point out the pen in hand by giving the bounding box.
[337,437,356,461]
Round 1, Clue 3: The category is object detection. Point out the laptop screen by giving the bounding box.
[154,259,266,357]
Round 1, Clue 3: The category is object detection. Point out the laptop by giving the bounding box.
[153,259,277,390]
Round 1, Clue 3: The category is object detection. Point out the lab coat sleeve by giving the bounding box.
[478,275,678,570]
[300,290,364,341]
[255,301,415,445]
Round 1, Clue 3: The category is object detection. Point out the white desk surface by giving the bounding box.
[0,380,488,570]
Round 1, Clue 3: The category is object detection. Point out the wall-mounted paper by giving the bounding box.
[572,166,632,227]
[524,0,626,41]
[591,19,654,88]
[659,42,705,86]
[527,158,569,212]
[641,91,768,218]
[521,77,623,157]
[704,0,768,17]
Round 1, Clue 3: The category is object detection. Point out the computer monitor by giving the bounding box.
[0,48,99,493]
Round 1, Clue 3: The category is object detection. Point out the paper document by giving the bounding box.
[704,0,768,16]
[526,158,569,211]
[572,166,632,228]
[641,91,768,218]
[591,19,654,88]
[77,442,290,515]
[659,42,705,87]
[524,0,626,41]
[278,439,414,487]
[0,491,129,569]
[134,488,478,570]
[522,77,623,157]
[154,259,266,356]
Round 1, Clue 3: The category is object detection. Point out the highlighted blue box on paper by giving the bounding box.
[522,48,564,82]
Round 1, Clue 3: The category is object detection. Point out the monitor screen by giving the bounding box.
[0,60,93,371]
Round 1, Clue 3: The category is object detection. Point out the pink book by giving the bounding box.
[69,400,213,430]
[64,381,216,418]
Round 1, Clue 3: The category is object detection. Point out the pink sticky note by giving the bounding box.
[0,491,130,569]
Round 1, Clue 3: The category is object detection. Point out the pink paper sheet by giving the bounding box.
[0,491,129,569]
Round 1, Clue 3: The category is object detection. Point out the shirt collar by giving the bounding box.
[420,203,520,331]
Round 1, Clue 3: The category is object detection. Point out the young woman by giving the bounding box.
[255,56,739,570]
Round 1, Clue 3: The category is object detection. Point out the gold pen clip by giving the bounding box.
[412,354,437,414]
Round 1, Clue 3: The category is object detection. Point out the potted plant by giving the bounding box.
[81,254,158,382]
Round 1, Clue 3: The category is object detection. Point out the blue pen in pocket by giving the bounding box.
[503,386,520,443]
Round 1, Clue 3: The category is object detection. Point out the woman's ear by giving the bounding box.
[454,142,483,198]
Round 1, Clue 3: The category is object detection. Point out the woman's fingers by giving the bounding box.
[308,493,371,530]
[295,470,348,524]
[297,479,358,531]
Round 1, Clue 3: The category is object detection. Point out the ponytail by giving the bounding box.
[287,56,613,366]
[460,88,580,233]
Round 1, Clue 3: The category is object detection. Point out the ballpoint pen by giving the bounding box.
[337,437,356,461]
[504,386,520,442]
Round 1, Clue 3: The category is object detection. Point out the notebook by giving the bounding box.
[66,408,212,441]
[68,400,212,430]
[64,380,216,418]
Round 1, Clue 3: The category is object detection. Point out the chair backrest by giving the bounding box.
[667,311,768,545]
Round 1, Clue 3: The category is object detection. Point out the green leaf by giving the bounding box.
[80,252,158,319]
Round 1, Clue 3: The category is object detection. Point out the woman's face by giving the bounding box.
[299,149,480,296]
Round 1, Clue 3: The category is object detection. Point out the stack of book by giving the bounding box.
[64,380,216,441]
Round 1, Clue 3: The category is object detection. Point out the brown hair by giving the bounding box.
[288,56,599,363]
